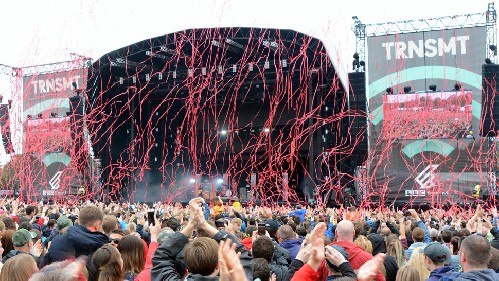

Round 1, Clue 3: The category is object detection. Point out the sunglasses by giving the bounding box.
[110,238,121,244]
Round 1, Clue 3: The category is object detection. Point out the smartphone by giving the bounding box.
[148,209,155,226]
[258,223,266,235]
[215,219,225,228]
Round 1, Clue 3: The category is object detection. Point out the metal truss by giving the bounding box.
[352,16,366,64]
[353,3,496,63]
[487,2,498,63]
[365,12,487,37]
[21,58,92,76]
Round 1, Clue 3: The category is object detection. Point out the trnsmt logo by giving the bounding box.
[382,36,470,60]
[406,164,440,197]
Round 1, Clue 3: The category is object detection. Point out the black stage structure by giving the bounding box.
[86,28,364,205]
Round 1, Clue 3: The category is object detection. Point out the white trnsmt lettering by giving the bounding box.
[30,75,81,95]
[382,36,470,60]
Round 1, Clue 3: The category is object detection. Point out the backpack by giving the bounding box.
[439,271,461,281]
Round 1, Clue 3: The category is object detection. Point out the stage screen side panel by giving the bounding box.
[18,68,88,200]
[366,26,487,205]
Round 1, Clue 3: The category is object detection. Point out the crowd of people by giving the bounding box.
[0,197,498,281]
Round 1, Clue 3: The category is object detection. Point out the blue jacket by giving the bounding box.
[280,239,302,260]
[454,269,499,281]
[288,209,306,222]
[405,242,427,261]
[425,266,453,281]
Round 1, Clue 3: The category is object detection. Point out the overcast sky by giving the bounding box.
[0,0,494,66]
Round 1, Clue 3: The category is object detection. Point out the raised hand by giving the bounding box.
[325,246,347,267]
[307,222,326,272]
[218,239,247,281]
[357,253,386,281]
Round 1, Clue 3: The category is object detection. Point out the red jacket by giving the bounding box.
[134,241,159,281]
[291,263,320,281]
[241,237,252,251]
[331,241,385,281]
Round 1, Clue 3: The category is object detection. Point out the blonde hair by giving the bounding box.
[354,235,373,254]
[387,235,406,268]
[127,222,137,233]
[396,265,420,281]
[407,247,430,281]
[0,254,38,281]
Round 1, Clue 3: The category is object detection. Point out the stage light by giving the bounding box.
[264,61,269,69]
[386,88,392,94]
[429,85,437,91]
[282,59,287,68]
[454,83,462,91]
[218,65,223,74]
[491,45,497,55]
[119,77,123,84]
[248,63,253,71]
[145,74,150,81]
[132,76,136,83]
[220,130,227,135]
[27,115,32,119]
[353,53,359,60]
[158,72,162,80]
[50,112,57,118]
[172,71,177,79]
[216,178,224,184]
[352,59,360,71]
[202,67,207,76]
[485,58,493,64]
[189,178,196,184]
[233,65,237,72]
[403,86,412,93]
[37,113,42,119]
[145,51,168,59]
[264,128,270,133]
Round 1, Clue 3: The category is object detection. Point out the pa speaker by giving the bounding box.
[481,63,499,137]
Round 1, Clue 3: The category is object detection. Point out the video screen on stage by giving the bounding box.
[25,117,71,153]
[382,91,473,140]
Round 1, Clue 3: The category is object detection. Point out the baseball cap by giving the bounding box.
[264,220,279,232]
[326,245,349,271]
[12,229,37,247]
[423,242,448,263]
[57,215,73,231]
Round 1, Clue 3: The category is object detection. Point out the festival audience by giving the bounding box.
[0,197,499,281]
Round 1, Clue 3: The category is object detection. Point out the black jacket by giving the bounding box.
[269,261,288,281]
[283,259,356,281]
[40,225,109,281]
[368,233,398,281]
[272,239,291,266]
[41,225,109,266]
[370,220,400,236]
[283,259,305,281]
[151,230,253,281]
